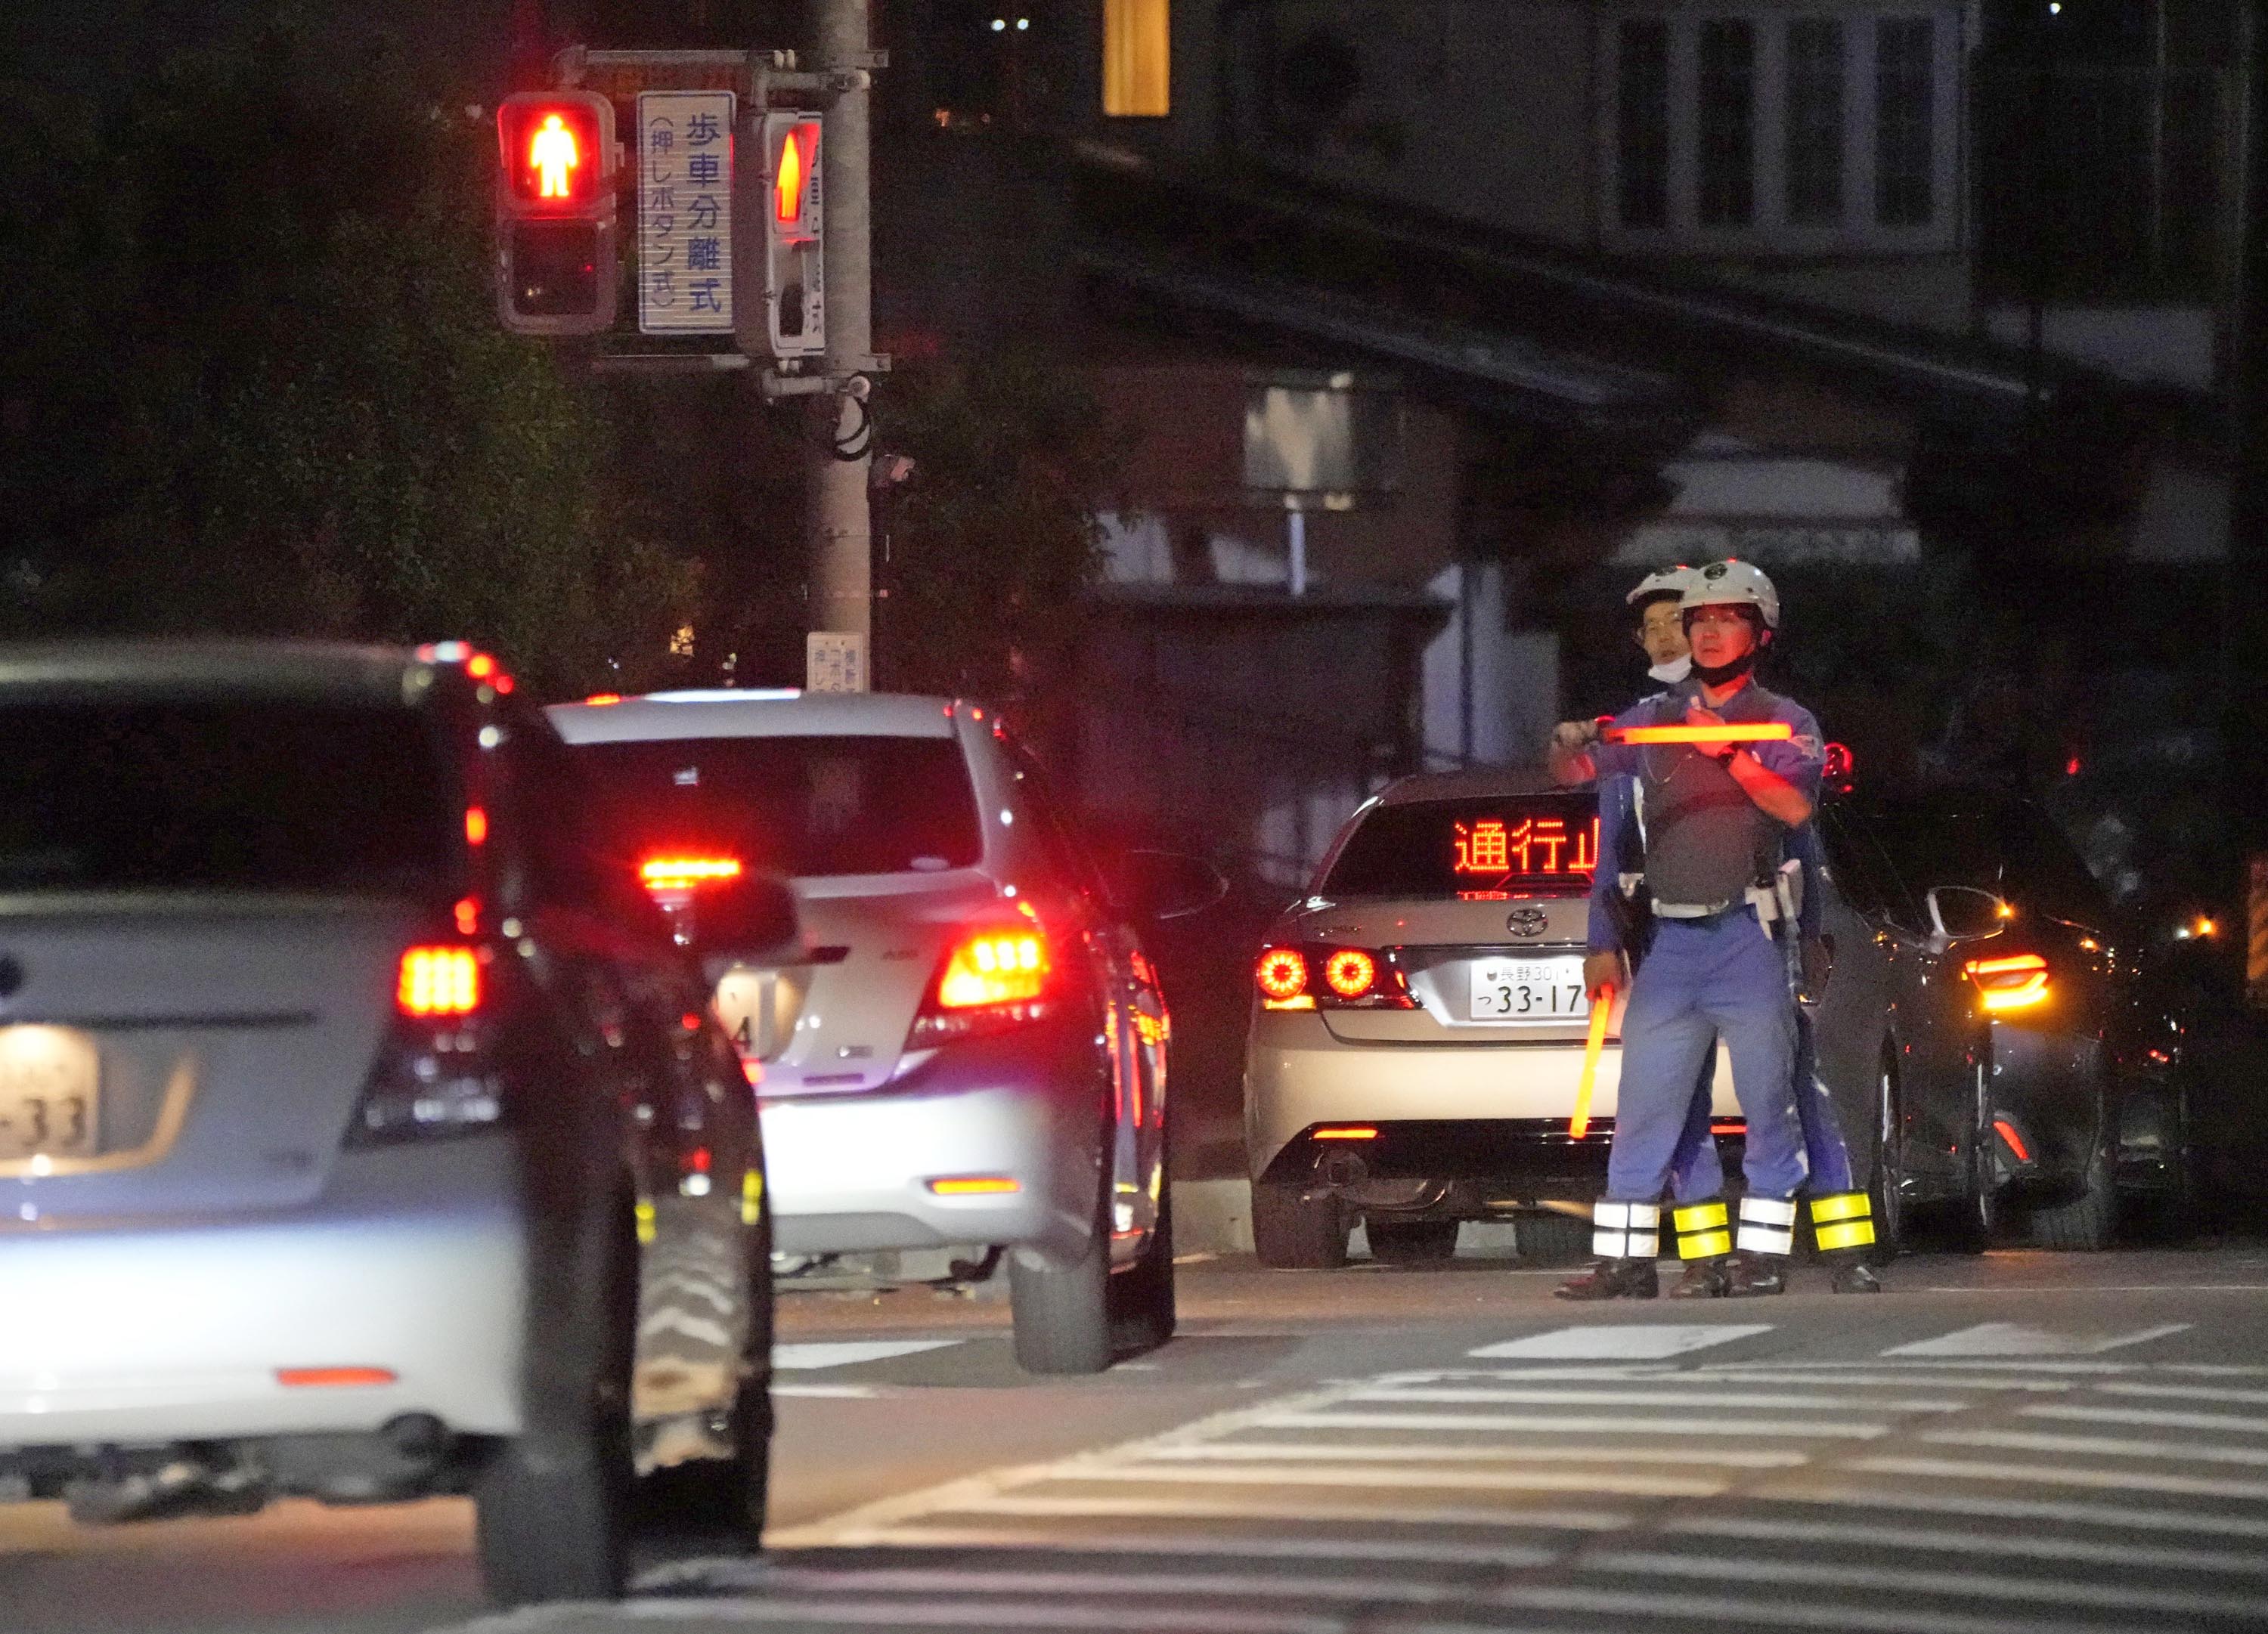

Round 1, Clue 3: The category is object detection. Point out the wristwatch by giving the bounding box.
[1712,745,1741,769]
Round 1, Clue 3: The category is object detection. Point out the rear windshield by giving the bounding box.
[0,700,454,896]
[1861,795,2114,930]
[572,735,984,878]
[1322,792,1602,899]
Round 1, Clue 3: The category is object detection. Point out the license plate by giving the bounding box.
[0,1026,100,1162]
[1470,957,1588,1022]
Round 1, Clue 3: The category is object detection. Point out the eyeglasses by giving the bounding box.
[1687,605,1752,627]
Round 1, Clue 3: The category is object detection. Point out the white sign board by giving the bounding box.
[637,90,734,334]
[805,631,868,693]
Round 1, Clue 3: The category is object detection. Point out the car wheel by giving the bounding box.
[1009,1156,1115,1375]
[1365,1218,1460,1265]
[634,1218,773,1552]
[1251,1179,1349,1269]
[1943,1062,1997,1255]
[1111,1168,1177,1354]
[1865,1055,1907,1267]
[1515,1210,1594,1266]
[2025,1143,2118,1251]
[2128,1085,2201,1246]
[475,1207,635,1606]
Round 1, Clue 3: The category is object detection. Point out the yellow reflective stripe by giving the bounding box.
[1673,1201,1729,1233]
[634,1199,658,1246]
[1679,1229,1733,1260]
[742,1168,765,1225]
[1811,1192,1872,1224]
[1816,1219,1876,1252]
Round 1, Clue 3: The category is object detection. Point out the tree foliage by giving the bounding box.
[0,20,697,696]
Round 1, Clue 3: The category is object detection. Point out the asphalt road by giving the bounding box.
[9,1240,2268,1634]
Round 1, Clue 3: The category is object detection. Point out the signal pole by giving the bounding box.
[806,0,878,689]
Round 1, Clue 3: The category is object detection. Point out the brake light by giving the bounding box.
[1325,949,1377,999]
[641,855,745,893]
[1965,952,2050,1012]
[939,930,1048,1007]
[909,925,1056,1047]
[1256,948,1308,1003]
[1312,1125,1378,1140]
[585,692,624,705]
[398,946,480,1017]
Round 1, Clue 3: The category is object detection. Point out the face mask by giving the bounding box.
[1647,656,1692,685]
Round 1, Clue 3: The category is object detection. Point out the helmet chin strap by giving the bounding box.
[1690,648,1759,688]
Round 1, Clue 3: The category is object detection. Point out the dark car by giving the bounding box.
[1828,788,2196,1249]
[0,641,773,1607]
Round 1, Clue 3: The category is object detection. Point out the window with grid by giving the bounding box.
[1784,17,1844,224]
[1696,19,1755,226]
[1616,18,1670,228]
[1875,16,1935,224]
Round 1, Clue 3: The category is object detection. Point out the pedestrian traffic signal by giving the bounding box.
[494,91,620,336]
[737,111,825,360]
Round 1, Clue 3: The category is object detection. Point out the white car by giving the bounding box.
[551,689,1198,1373]
[0,642,773,1606]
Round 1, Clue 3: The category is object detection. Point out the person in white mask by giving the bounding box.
[1548,566,1696,786]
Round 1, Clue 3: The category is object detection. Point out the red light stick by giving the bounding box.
[1569,986,1613,1139]
[1605,723,1796,745]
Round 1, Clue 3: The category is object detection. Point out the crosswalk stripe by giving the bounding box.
[939,1492,1635,1532]
[1698,1367,2075,1392]
[1340,1385,1963,1412]
[2099,1379,2268,1406]
[1492,1582,2159,1634]
[811,1524,1566,1567]
[1854,1453,2268,1501]
[1470,1323,1771,1360]
[2021,1401,2268,1434]
[1923,1426,2268,1466]
[1590,1549,2268,1617]
[1138,1441,1811,1471]
[1051,1460,1731,1498]
[1785,1483,2268,1537]
[748,1564,1470,1605]
[773,1340,963,1370]
[1266,1410,1888,1439]
[592,1595,1340,1632]
[1882,1321,2192,1358]
[1666,1512,2268,1575]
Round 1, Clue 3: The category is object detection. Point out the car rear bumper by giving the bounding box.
[0,1138,527,1449]
[759,1026,1100,1263]
[1246,1010,1736,1180]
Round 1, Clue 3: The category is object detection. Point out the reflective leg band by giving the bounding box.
[1810,1192,1872,1224]
[1672,1199,1731,1260]
[1737,1196,1797,1256]
[1737,1224,1796,1254]
[1594,1201,1661,1260]
[1815,1219,1876,1252]
[1740,1196,1799,1227]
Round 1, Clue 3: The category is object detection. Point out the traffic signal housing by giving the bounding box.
[495,91,620,336]
[737,111,825,360]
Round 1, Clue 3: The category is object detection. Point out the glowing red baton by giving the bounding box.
[1569,986,1613,1140]
[1605,722,1795,745]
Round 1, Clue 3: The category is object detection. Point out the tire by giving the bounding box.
[1516,1210,1595,1266]
[634,1216,773,1553]
[1864,1055,1907,1267]
[1943,1062,1997,1255]
[2025,1143,2118,1250]
[1010,1159,1115,1375]
[1365,1218,1460,1265]
[475,1213,635,1606]
[2127,1086,2201,1246]
[1111,1171,1177,1354]
[1251,1179,1349,1269]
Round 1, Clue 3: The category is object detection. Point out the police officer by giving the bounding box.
[1557,561,1826,1299]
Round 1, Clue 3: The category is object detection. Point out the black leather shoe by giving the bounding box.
[1828,1255,1882,1294]
[1668,1258,1731,1298]
[1725,1252,1789,1296]
[1554,1258,1660,1301]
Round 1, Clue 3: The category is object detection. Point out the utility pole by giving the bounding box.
[805,0,878,690]
[2227,0,2268,1004]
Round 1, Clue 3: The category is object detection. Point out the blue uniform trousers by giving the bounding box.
[1606,911,1808,1204]
[1665,1009,1854,1201]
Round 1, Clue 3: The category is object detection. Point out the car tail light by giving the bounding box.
[640,855,745,894]
[398,946,480,1017]
[1256,948,1309,1007]
[1965,952,2050,1012]
[909,926,1055,1047]
[352,945,501,1146]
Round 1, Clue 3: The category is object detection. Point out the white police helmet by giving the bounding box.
[1625,565,1696,608]
[1681,558,1780,630]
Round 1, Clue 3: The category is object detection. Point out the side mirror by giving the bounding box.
[1106,849,1228,921]
[677,872,804,974]
[1925,884,2006,954]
